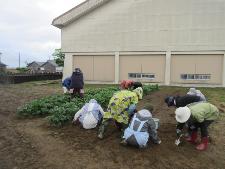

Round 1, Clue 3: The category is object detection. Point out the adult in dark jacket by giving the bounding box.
[70,68,84,98]
[164,95,201,108]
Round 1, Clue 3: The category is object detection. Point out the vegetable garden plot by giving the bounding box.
[17,85,159,126]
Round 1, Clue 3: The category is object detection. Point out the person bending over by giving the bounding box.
[175,102,219,151]
[70,68,84,98]
[165,95,201,108]
[98,87,143,139]
[73,99,104,129]
[122,109,161,148]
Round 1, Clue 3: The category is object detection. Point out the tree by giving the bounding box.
[52,48,65,66]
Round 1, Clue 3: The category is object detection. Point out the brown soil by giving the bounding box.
[0,84,225,169]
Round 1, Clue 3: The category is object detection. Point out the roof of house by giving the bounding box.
[0,61,7,67]
[36,62,45,66]
[27,61,45,67]
[41,60,59,67]
[52,0,112,28]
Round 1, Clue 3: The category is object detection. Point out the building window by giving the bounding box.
[128,73,155,80]
[181,74,211,80]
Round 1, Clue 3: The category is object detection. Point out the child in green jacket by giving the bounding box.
[175,102,219,151]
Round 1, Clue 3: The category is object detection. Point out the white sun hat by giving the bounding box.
[175,107,191,123]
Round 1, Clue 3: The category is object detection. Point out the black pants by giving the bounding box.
[71,88,84,98]
[188,120,213,137]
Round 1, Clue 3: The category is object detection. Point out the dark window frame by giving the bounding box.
[180,74,211,80]
[128,73,155,80]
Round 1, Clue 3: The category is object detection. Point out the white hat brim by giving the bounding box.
[175,108,191,123]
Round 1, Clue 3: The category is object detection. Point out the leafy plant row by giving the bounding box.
[17,84,158,126]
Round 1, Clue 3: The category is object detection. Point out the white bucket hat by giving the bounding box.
[175,107,191,123]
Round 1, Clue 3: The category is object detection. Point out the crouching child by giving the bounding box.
[62,77,71,94]
[122,109,161,148]
[72,99,104,129]
[175,102,219,151]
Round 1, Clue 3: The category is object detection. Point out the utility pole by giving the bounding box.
[19,52,21,68]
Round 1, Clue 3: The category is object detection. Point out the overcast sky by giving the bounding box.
[0,0,85,67]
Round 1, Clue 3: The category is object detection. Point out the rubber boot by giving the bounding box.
[98,124,105,139]
[98,120,109,139]
[186,131,198,144]
[196,137,208,151]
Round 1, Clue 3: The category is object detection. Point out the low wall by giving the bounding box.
[0,73,62,84]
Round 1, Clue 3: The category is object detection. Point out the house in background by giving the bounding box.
[27,60,63,73]
[52,0,225,87]
[27,61,45,73]
[0,61,7,72]
[40,60,63,73]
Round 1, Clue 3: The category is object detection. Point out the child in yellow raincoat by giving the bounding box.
[98,87,143,139]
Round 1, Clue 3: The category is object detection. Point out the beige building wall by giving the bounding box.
[57,0,225,86]
[93,55,115,82]
[73,55,115,82]
[74,55,94,81]
[61,0,225,53]
[119,55,165,83]
[63,53,73,80]
[171,54,223,85]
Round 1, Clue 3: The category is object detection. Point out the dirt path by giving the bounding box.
[0,84,225,169]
